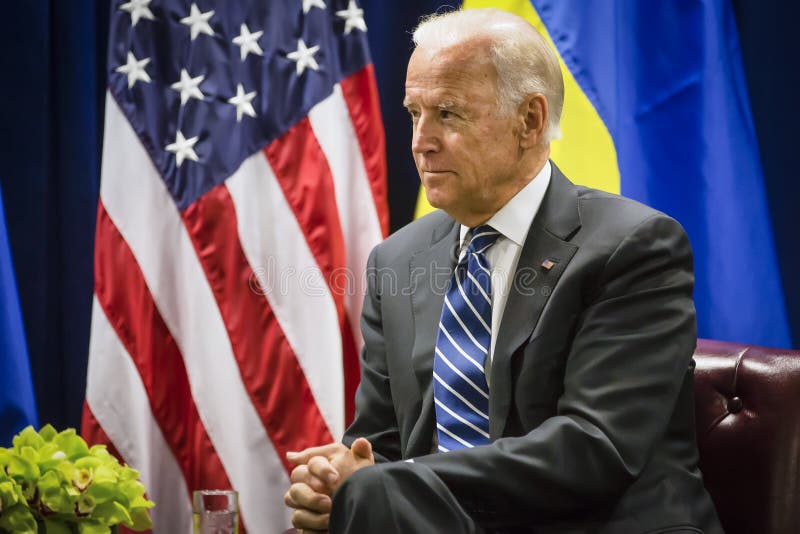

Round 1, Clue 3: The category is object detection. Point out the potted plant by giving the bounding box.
[0,425,153,533]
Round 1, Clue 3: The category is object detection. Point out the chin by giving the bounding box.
[423,188,449,211]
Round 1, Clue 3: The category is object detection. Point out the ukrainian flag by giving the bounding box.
[415,0,790,348]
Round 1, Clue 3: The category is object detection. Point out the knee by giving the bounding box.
[335,462,395,501]
[330,464,396,532]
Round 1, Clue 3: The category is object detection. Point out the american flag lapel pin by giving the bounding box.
[541,259,556,271]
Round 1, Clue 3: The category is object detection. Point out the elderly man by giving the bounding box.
[285,8,722,534]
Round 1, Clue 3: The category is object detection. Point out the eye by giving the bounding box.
[407,108,420,121]
[440,109,453,120]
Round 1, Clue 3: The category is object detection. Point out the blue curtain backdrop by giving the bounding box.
[0,0,797,432]
[0,0,107,434]
[0,185,38,446]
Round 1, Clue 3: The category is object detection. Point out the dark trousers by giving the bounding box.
[330,461,485,534]
[328,462,711,534]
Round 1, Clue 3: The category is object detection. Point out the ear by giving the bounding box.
[518,94,548,149]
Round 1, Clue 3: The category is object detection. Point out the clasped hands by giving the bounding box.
[284,437,375,532]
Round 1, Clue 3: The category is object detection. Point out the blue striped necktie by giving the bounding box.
[433,225,501,452]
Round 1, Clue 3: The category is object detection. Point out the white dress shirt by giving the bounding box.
[457,161,551,383]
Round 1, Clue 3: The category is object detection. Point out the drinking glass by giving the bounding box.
[193,489,239,534]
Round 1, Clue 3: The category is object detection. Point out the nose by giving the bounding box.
[411,113,440,155]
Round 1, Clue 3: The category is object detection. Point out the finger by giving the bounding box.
[290,464,310,484]
[308,455,339,487]
[291,508,330,531]
[350,437,373,461]
[288,482,332,513]
[290,464,330,494]
[286,442,345,465]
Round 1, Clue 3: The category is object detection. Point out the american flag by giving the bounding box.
[81,0,387,532]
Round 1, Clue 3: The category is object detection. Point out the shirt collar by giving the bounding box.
[459,160,552,248]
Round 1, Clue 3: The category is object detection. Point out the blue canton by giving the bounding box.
[108,0,372,211]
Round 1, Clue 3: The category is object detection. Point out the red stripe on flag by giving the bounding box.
[264,119,360,425]
[81,400,124,462]
[181,184,334,468]
[340,65,389,238]
[91,202,235,497]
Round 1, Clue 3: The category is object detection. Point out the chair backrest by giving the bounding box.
[693,339,800,534]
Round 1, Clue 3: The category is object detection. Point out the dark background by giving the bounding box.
[0,0,797,433]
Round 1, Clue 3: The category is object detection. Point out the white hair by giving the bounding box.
[412,8,564,142]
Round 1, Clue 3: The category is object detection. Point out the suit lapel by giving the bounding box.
[489,164,582,438]
[406,216,460,456]
[402,164,583,447]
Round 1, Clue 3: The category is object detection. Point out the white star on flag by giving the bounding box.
[232,24,264,61]
[165,131,200,167]
[335,1,366,34]
[115,52,151,88]
[180,3,215,41]
[302,0,326,13]
[120,0,155,26]
[170,69,205,106]
[287,39,320,76]
[227,84,257,122]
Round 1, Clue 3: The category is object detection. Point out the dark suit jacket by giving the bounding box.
[343,165,723,533]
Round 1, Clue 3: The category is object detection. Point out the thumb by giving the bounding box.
[350,437,373,460]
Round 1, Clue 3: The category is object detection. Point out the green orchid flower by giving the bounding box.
[0,425,154,534]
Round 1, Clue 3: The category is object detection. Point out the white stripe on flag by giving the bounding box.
[99,93,291,531]
[85,297,193,534]
[226,152,345,439]
[309,84,383,347]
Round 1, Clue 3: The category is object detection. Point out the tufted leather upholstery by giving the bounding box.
[693,339,800,534]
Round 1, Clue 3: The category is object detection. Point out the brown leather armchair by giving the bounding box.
[694,339,800,534]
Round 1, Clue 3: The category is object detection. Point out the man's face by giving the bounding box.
[404,43,524,225]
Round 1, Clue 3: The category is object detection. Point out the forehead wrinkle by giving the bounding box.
[407,42,497,94]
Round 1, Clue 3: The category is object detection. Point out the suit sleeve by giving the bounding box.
[413,213,697,525]
[342,246,403,463]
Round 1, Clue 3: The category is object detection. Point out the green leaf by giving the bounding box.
[13,427,44,452]
[39,425,58,442]
[38,471,74,514]
[6,453,40,480]
[128,507,153,531]
[53,430,89,460]
[118,480,147,505]
[0,504,38,534]
[42,519,73,534]
[0,480,20,507]
[76,521,111,534]
[73,458,101,471]
[92,501,131,527]
[86,446,110,460]
[0,448,12,469]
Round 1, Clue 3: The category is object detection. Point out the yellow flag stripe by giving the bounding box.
[414,0,620,219]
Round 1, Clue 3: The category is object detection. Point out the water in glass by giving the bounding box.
[193,509,238,534]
